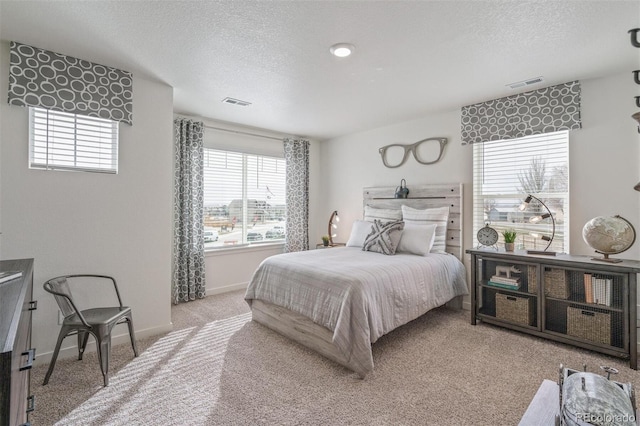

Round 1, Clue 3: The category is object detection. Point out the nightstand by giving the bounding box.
[315,243,346,249]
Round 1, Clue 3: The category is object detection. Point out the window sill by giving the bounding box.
[204,242,285,257]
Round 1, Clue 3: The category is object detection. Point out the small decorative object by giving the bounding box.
[327,210,340,245]
[394,179,410,199]
[495,265,520,278]
[502,229,517,251]
[321,235,330,247]
[582,215,636,263]
[378,137,448,168]
[558,363,636,426]
[519,194,556,255]
[476,223,499,249]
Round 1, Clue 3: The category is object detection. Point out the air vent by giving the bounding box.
[222,97,252,107]
[507,76,544,90]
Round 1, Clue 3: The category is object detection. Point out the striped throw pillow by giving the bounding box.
[362,219,405,255]
[363,206,402,222]
[401,205,450,253]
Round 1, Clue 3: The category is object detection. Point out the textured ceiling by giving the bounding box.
[1,1,638,140]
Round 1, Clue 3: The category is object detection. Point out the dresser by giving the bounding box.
[0,259,36,426]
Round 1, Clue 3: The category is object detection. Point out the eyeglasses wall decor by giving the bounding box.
[378,137,447,168]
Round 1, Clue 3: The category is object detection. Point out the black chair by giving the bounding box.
[43,274,138,386]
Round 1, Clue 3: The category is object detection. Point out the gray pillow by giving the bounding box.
[362,219,405,255]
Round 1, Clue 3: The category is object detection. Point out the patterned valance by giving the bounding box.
[8,41,133,125]
[461,81,581,145]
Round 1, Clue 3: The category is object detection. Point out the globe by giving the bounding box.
[582,215,636,262]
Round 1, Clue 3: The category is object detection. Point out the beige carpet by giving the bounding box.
[30,290,640,425]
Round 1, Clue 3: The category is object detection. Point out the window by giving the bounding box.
[473,131,569,253]
[203,148,286,248]
[29,107,119,173]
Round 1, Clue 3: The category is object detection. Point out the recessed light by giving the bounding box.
[330,43,355,58]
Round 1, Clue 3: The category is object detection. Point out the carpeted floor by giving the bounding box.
[29,290,640,425]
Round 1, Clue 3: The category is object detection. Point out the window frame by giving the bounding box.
[203,147,286,251]
[29,107,119,174]
[472,131,570,253]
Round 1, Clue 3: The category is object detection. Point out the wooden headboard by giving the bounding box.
[363,183,463,260]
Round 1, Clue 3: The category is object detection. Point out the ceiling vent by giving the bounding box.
[222,97,252,107]
[507,76,544,90]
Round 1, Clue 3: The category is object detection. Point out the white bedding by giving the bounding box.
[244,247,468,376]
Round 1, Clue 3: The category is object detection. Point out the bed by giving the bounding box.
[244,183,468,377]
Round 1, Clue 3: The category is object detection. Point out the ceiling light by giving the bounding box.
[222,97,251,106]
[330,43,354,58]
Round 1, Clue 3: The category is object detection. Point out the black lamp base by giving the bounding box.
[527,250,557,256]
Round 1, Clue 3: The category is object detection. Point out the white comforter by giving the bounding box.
[244,247,468,376]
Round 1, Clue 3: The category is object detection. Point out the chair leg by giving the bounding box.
[95,333,112,387]
[77,331,90,360]
[126,316,139,357]
[43,328,69,385]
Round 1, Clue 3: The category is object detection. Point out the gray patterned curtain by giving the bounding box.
[173,118,206,303]
[461,81,581,145]
[283,138,310,252]
[8,41,133,125]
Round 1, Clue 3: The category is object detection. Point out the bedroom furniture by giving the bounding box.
[468,249,640,369]
[315,243,345,249]
[43,274,138,387]
[518,379,559,426]
[247,183,464,377]
[519,379,640,425]
[0,258,36,426]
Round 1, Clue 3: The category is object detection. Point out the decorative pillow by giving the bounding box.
[397,223,437,256]
[363,206,402,222]
[346,220,374,248]
[362,219,405,255]
[401,205,450,253]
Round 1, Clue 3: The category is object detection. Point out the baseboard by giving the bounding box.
[205,281,249,296]
[33,322,174,366]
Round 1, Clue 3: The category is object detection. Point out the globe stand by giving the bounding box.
[591,252,624,264]
[584,215,636,264]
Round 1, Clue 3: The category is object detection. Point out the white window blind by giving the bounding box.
[29,107,119,173]
[472,131,569,253]
[203,148,286,248]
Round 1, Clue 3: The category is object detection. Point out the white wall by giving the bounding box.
[321,71,640,308]
[198,118,322,294]
[0,41,175,364]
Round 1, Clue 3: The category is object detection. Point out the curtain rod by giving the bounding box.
[204,124,284,141]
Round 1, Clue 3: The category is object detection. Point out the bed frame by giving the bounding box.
[251,183,464,377]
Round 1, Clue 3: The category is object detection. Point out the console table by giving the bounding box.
[0,259,36,426]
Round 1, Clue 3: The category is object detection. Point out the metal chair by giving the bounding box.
[43,274,138,386]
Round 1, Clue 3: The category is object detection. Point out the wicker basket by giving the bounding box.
[544,268,570,299]
[566,306,611,346]
[527,266,537,294]
[496,293,534,326]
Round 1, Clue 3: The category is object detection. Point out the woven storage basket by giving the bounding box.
[496,293,534,326]
[527,266,537,294]
[544,268,570,299]
[566,306,611,346]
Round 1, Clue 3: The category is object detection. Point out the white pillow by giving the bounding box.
[363,206,402,222]
[401,205,450,253]
[397,223,437,256]
[346,220,374,248]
